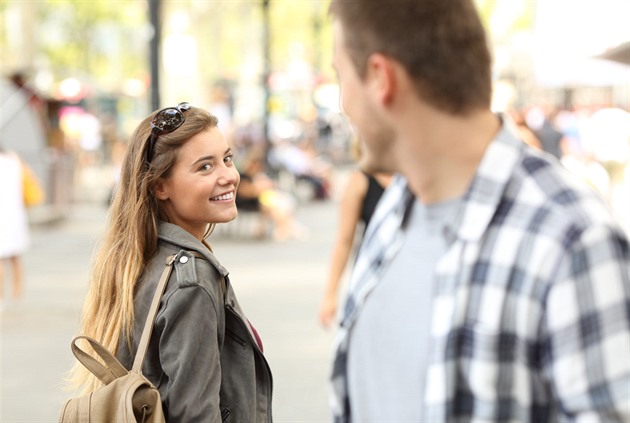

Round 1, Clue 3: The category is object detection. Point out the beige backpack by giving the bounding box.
[58,255,179,423]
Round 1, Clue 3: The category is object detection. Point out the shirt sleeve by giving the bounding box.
[156,284,223,422]
[544,224,630,421]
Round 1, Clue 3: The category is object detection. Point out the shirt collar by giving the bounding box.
[394,115,525,243]
[452,116,525,242]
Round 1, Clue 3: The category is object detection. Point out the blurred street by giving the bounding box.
[0,165,348,423]
[1,1,628,422]
[1,163,629,423]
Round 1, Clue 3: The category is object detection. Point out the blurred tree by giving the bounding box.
[269,0,332,77]
[184,1,260,83]
[475,0,535,40]
[2,0,336,119]
[174,0,333,83]
[37,0,148,88]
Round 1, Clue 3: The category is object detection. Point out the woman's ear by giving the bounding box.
[155,178,170,201]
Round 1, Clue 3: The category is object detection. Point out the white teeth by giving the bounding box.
[211,192,234,201]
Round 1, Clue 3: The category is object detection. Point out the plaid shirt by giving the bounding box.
[331,121,630,422]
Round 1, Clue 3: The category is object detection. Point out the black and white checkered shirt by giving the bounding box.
[331,119,630,422]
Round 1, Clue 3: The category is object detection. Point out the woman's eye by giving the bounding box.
[200,163,212,171]
[224,155,234,164]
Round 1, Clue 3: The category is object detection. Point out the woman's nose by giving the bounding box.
[218,165,239,186]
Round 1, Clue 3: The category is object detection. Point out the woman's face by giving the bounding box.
[156,127,240,240]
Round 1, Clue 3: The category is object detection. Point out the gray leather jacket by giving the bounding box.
[117,222,273,422]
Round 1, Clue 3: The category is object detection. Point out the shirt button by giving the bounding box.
[179,256,189,264]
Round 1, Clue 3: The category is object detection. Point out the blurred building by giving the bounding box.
[487,0,630,110]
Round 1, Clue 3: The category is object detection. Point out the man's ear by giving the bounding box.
[155,178,170,201]
[366,53,396,106]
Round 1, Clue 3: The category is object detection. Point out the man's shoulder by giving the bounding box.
[494,150,623,250]
[516,152,611,221]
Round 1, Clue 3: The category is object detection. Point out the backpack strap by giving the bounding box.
[68,256,177,385]
[132,254,177,373]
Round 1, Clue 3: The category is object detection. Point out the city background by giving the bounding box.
[1,0,629,421]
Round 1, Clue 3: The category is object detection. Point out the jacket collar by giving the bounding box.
[157,221,229,277]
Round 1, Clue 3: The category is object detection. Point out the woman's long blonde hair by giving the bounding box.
[68,106,218,393]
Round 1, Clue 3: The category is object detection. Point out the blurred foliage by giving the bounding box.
[475,0,535,36]
[475,0,499,26]
[269,0,332,75]
[2,0,534,90]
[1,0,335,120]
[37,0,147,86]
[163,0,333,84]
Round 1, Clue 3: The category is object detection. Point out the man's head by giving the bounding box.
[329,0,493,116]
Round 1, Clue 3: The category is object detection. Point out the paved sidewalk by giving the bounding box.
[1,181,346,422]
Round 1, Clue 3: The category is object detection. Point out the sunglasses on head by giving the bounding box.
[145,102,191,163]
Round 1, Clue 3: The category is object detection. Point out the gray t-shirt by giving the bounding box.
[347,197,461,422]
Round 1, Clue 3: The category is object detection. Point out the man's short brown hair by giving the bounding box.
[329,0,493,115]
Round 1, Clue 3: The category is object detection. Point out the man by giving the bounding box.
[328,1,630,422]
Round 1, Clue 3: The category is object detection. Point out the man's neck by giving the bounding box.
[396,108,501,204]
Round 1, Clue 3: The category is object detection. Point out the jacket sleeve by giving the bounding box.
[156,284,223,422]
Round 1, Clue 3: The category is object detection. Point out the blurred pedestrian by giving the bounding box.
[66,103,272,421]
[236,153,306,241]
[0,146,29,307]
[527,106,566,159]
[509,107,542,150]
[328,1,630,422]
[273,138,332,200]
[318,140,392,328]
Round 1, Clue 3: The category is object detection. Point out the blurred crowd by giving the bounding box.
[510,104,630,232]
[3,70,629,238]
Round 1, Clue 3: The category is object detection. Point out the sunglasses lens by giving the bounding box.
[146,103,190,163]
[154,109,185,133]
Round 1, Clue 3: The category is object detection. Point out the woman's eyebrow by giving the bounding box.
[192,155,214,166]
[191,148,232,166]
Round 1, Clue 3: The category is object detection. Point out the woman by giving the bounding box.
[0,147,30,306]
[318,169,392,328]
[318,135,393,328]
[68,103,273,421]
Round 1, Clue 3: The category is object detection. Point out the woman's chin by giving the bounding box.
[213,210,239,224]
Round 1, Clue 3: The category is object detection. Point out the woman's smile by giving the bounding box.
[210,191,235,201]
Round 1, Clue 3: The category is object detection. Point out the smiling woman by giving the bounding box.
[155,127,239,239]
[65,104,273,421]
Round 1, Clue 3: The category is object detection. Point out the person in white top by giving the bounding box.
[0,147,30,305]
